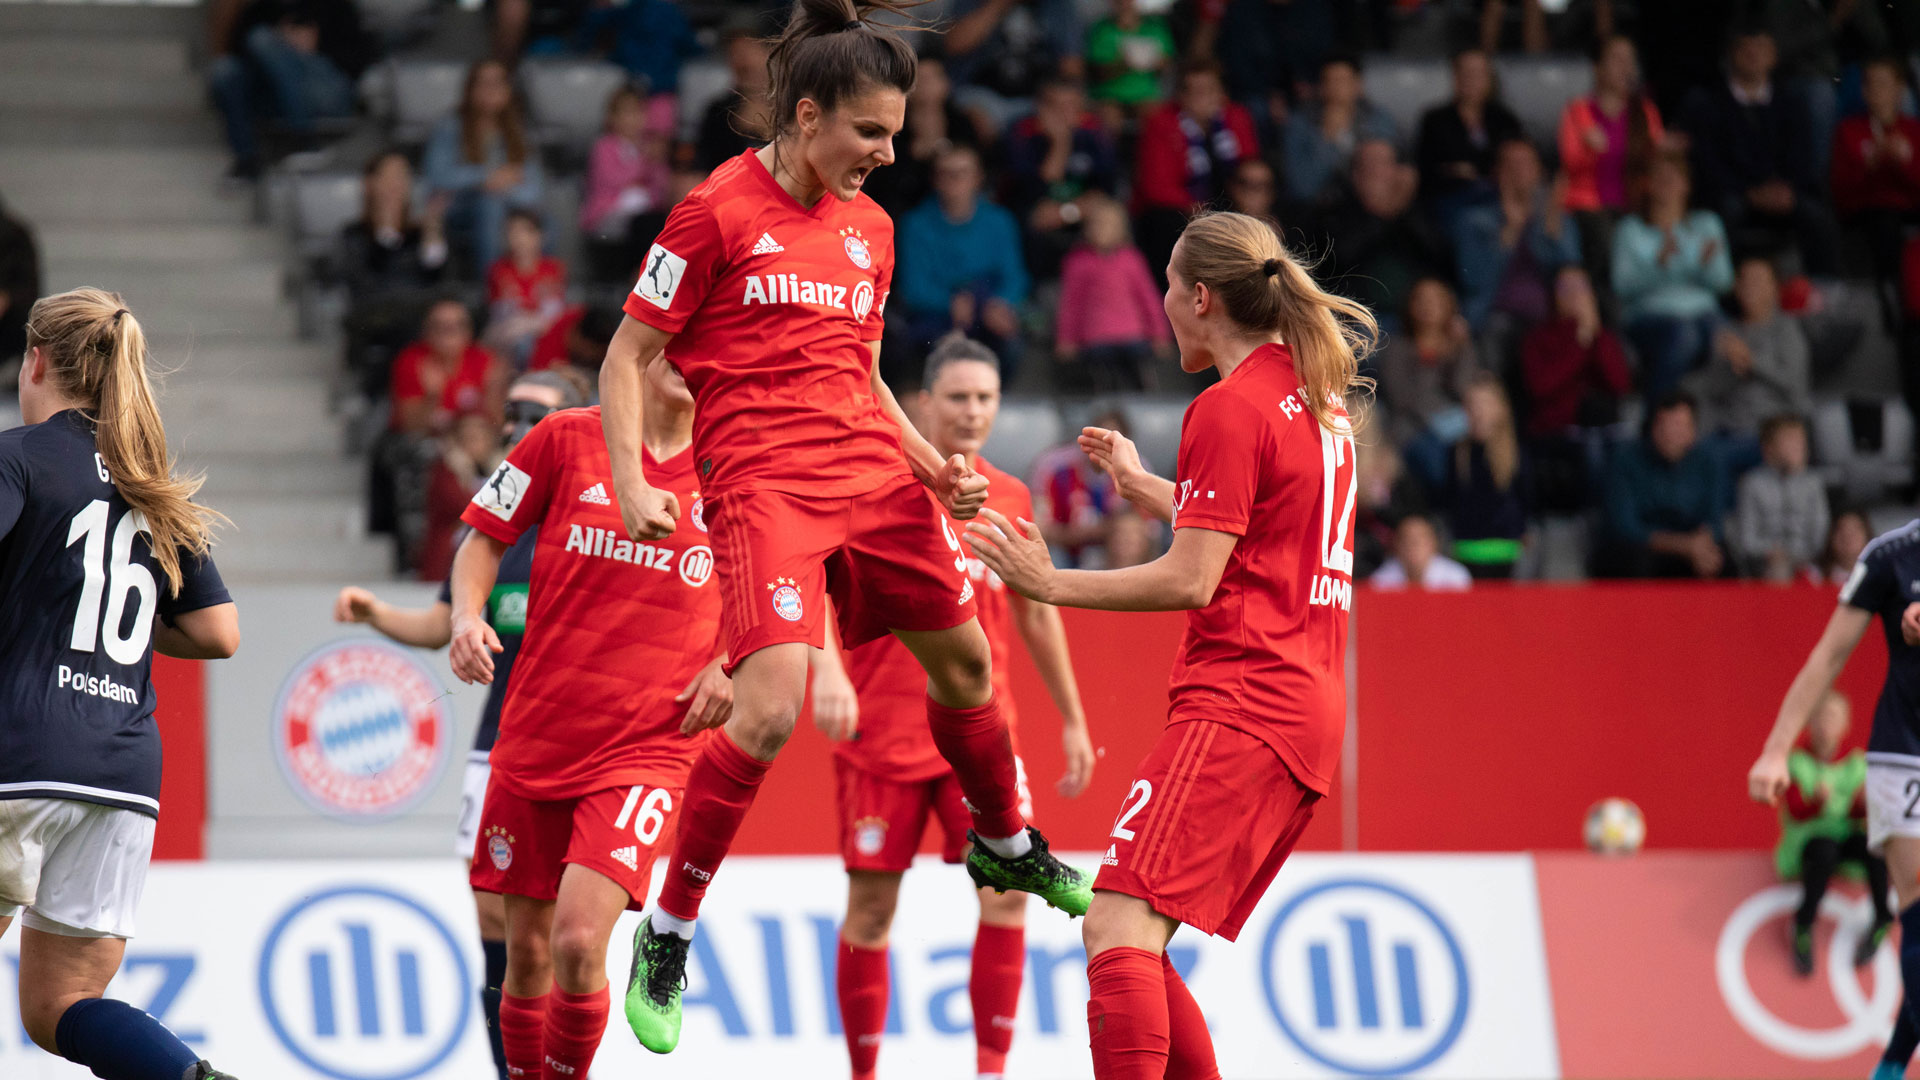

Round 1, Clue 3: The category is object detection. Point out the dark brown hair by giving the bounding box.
[459,59,529,166]
[760,0,923,142]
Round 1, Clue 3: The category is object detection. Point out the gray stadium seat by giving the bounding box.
[676,57,734,144]
[291,172,363,264]
[1359,56,1450,151]
[1493,55,1591,151]
[388,58,469,145]
[1811,396,1915,501]
[522,60,632,151]
[983,399,1065,482]
[356,0,436,48]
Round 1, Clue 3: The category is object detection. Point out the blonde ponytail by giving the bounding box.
[24,288,225,594]
[1171,212,1377,435]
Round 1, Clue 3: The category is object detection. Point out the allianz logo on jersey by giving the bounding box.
[563,524,713,588]
[741,272,876,324]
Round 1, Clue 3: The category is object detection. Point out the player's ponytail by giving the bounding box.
[1171,212,1376,435]
[23,288,225,594]
[762,0,924,142]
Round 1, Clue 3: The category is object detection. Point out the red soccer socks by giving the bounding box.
[498,992,548,1080]
[541,984,607,1080]
[925,696,1026,840]
[1086,947,1169,1080]
[838,938,890,1080]
[971,922,1025,1075]
[657,731,771,921]
[1161,951,1221,1080]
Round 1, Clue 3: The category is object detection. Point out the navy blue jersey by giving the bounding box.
[1843,520,1920,760]
[438,527,535,755]
[0,411,231,817]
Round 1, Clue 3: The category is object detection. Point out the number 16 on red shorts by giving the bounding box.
[469,783,682,910]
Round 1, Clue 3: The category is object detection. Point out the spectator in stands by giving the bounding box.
[423,60,545,273]
[0,193,41,370]
[581,86,674,282]
[1558,35,1663,300]
[898,145,1030,372]
[1681,26,1839,276]
[576,0,699,94]
[694,26,773,173]
[1379,277,1484,493]
[1032,406,1156,568]
[1686,255,1811,473]
[1282,55,1398,209]
[391,299,505,436]
[1414,49,1524,221]
[1759,0,1895,182]
[1446,372,1528,578]
[1600,390,1729,578]
[1216,0,1339,118]
[1085,0,1175,114]
[1054,195,1169,391]
[944,0,1084,134]
[1317,140,1448,336]
[1736,414,1828,582]
[1004,77,1121,278]
[1520,265,1631,509]
[862,55,982,218]
[1811,508,1871,585]
[1354,439,1428,581]
[1368,513,1473,590]
[1135,60,1260,277]
[1226,158,1279,221]
[1777,690,1888,977]
[1831,57,1920,324]
[418,413,504,580]
[484,209,567,367]
[492,0,590,60]
[207,0,367,181]
[340,151,448,393]
[1613,151,1734,401]
[1454,138,1581,335]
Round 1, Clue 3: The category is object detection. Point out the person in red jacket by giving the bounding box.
[1520,265,1632,511]
[1557,36,1663,300]
[1134,60,1258,282]
[1831,57,1920,324]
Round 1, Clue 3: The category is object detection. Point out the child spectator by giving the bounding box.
[1777,691,1889,976]
[1736,414,1829,582]
[1369,514,1474,591]
[1612,150,1733,401]
[1084,0,1175,112]
[898,144,1030,373]
[1599,390,1728,578]
[484,210,567,367]
[418,412,504,581]
[1283,56,1398,209]
[1810,509,1872,586]
[1558,36,1663,296]
[1520,266,1632,510]
[1687,255,1811,474]
[423,59,545,272]
[580,86,673,281]
[1378,277,1484,493]
[1446,373,1529,578]
[1054,195,1169,391]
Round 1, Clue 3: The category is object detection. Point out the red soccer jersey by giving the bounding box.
[488,255,567,313]
[1167,344,1354,795]
[620,151,908,499]
[838,458,1031,780]
[389,343,496,430]
[460,407,720,799]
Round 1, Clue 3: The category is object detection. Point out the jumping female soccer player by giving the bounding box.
[334,370,580,1080]
[600,0,1088,1052]
[811,334,1097,1080]
[1749,520,1920,1080]
[0,289,240,1080]
[449,353,729,1080]
[966,212,1374,1079]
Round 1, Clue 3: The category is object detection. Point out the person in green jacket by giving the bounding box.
[1778,690,1892,975]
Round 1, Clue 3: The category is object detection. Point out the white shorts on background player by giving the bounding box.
[1865,755,1920,853]
[0,798,154,938]
[455,753,491,858]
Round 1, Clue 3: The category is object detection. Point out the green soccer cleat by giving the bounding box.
[1792,926,1815,977]
[625,915,690,1054]
[965,826,1094,917]
[183,1062,238,1080]
[1856,918,1894,968]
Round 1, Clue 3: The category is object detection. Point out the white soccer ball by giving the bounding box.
[1584,797,1646,855]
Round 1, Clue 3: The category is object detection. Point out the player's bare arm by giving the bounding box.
[867,347,988,519]
[449,531,509,685]
[153,602,240,660]
[1078,426,1176,524]
[332,586,453,649]
[1009,592,1095,796]
[602,316,682,541]
[676,649,736,735]
[1748,604,1873,806]
[967,507,1239,612]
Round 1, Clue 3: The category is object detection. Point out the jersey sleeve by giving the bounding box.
[0,436,27,541]
[864,221,893,344]
[1841,541,1898,614]
[622,198,727,335]
[461,416,556,545]
[158,550,232,621]
[1172,392,1261,536]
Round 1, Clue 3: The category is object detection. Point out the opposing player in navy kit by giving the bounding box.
[332,370,579,1080]
[0,289,240,1080]
[1750,519,1920,1080]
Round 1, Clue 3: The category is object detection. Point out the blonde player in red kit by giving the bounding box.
[599,0,1090,1053]
[447,353,730,1080]
[966,211,1375,1080]
[810,335,1098,1080]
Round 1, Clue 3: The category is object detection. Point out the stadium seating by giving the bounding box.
[1492,55,1591,152]
[1359,55,1450,148]
[521,59,632,160]
[386,57,469,145]
[982,400,1065,481]
[288,171,362,339]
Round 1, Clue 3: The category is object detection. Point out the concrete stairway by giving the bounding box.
[0,3,393,581]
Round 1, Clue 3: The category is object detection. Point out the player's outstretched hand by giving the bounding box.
[1901,602,1920,646]
[934,454,990,520]
[1058,721,1095,798]
[1078,426,1145,497]
[618,482,681,542]
[334,586,378,624]
[1747,748,1791,807]
[450,614,503,685]
[677,656,734,734]
[964,507,1055,602]
[811,660,860,742]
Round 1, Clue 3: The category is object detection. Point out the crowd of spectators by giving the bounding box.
[220,0,1920,581]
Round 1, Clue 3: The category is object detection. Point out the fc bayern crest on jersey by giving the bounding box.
[483,825,514,870]
[273,639,451,821]
[853,816,888,856]
[841,227,872,269]
[768,576,803,622]
[690,495,706,532]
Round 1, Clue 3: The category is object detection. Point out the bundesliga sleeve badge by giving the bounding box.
[473,460,532,521]
[634,243,688,310]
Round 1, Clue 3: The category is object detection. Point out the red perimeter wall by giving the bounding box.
[152,655,205,860]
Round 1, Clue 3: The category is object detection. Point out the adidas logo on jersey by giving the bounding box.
[1102,845,1119,866]
[610,846,639,872]
[959,579,974,605]
[578,482,611,505]
[751,232,784,255]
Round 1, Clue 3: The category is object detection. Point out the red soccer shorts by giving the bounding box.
[833,755,1034,873]
[469,782,683,910]
[707,475,977,671]
[1094,718,1319,941]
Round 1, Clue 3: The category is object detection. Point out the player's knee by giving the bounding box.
[20,991,88,1054]
[730,698,801,759]
[924,645,993,704]
[503,932,553,994]
[842,899,895,948]
[548,922,609,992]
